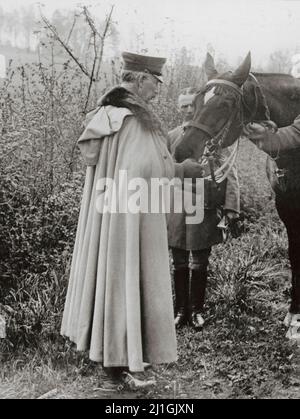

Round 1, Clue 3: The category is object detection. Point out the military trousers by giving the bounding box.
[171,247,212,271]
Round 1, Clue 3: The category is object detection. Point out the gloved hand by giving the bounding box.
[243,121,277,145]
[181,159,206,179]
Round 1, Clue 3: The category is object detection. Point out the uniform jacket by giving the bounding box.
[258,115,300,154]
[256,115,300,193]
[168,125,240,251]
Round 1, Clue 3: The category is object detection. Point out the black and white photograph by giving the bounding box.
[1,0,300,401]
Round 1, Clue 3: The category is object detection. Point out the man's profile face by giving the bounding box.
[139,74,159,103]
[178,94,195,122]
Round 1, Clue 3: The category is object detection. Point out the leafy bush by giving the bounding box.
[0,62,87,348]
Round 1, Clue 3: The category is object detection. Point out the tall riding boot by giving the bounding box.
[174,268,190,328]
[290,273,300,314]
[190,269,208,330]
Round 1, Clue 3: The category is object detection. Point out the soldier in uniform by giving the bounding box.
[61,53,205,388]
[168,88,241,330]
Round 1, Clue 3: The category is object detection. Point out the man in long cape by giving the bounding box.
[61,52,204,384]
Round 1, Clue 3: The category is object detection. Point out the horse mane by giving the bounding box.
[252,72,300,100]
[253,72,294,79]
[250,72,300,125]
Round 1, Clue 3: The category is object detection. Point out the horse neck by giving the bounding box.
[244,73,300,127]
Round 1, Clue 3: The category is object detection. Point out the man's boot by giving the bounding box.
[174,268,189,328]
[190,268,207,330]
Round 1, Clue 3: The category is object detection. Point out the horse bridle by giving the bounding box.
[186,78,243,149]
[185,74,271,183]
[187,74,270,144]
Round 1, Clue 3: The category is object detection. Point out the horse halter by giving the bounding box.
[185,75,271,184]
[187,79,252,189]
[186,78,243,138]
[186,78,243,168]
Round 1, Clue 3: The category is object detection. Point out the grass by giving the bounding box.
[1,140,300,399]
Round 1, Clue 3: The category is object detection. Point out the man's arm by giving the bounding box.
[245,116,300,155]
[174,160,205,181]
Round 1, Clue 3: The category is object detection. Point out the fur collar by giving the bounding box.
[98,86,167,136]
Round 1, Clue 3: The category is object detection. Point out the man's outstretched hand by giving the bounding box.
[243,121,277,146]
[181,159,206,178]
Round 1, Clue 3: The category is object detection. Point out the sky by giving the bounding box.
[1,0,300,67]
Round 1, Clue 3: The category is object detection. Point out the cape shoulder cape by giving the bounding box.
[61,88,177,371]
[77,86,168,166]
[78,105,133,166]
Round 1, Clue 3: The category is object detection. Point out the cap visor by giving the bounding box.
[153,74,163,83]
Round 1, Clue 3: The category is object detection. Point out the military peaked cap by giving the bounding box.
[122,51,166,83]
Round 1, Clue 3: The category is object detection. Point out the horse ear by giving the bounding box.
[231,52,251,86]
[204,53,218,80]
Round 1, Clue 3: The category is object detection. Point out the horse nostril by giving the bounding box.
[174,149,182,163]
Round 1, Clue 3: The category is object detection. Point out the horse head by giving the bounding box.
[175,52,251,163]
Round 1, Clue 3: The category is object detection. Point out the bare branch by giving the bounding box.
[82,6,102,38]
[40,13,92,79]
[102,5,115,40]
[65,12,77,45]
[81,7,100,111]
[95,5,115,80]
[39,5,114,112]
[84,33,98,112]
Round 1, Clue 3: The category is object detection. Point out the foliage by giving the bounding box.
[0,59,86,348]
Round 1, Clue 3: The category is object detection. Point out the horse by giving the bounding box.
[174,52,300,339]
